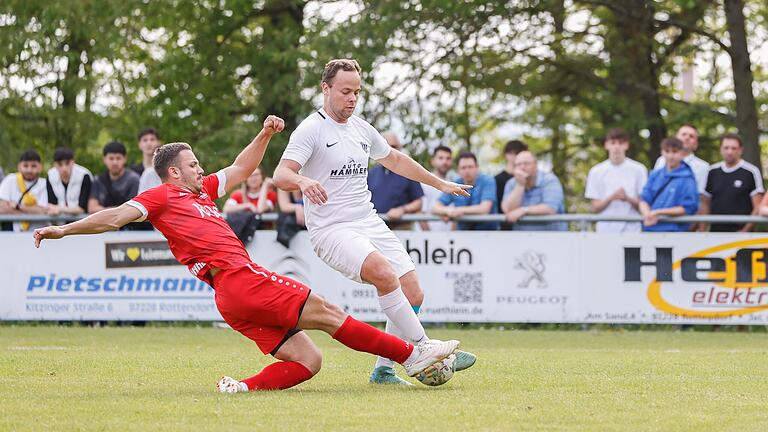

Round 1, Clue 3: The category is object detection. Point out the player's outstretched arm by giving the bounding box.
[274,159,328,205]
[33,203,142,248]
[222,115,285,193]
[379,149,472,197]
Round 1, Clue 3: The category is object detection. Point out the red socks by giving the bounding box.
[241,316,415,391]
[241,361,313,391]
[332,315,414,364]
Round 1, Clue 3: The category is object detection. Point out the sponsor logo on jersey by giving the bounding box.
[192,202,223,219]
[189,262,207,276]
[330,157,368,179]
[325,141,338,148]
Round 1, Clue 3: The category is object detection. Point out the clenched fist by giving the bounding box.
[263,115,285,135]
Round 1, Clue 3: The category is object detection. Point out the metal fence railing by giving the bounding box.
[2,213,767,231]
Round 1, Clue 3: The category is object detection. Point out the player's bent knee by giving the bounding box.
[273,331,322,375]
[365,268,400,293]
[361,255,399,291]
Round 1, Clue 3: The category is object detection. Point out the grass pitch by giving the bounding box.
[2,326,768,431]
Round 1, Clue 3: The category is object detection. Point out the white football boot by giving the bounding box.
[403,339,460,377]
[216,376,248,393]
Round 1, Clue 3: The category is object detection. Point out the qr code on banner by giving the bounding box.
[445,272,483,303]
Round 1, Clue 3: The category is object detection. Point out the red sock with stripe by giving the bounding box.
[332,315,414,364]
[241,361,313,391]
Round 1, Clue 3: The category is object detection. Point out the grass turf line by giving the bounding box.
[2,326,768,431]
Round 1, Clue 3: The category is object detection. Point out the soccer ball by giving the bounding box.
[415,353,456,386]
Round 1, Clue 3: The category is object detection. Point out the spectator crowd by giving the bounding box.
[1,124,766,233]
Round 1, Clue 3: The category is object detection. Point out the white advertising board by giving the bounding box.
[3,230,768,324]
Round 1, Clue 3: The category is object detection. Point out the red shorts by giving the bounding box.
[212,263,311,355]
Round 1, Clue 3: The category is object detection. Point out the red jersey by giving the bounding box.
[127,171,252,280]
[228,189,277,210]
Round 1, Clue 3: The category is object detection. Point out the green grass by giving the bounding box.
[2,326,768,431]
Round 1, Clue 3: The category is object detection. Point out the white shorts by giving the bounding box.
[309,215,416,284]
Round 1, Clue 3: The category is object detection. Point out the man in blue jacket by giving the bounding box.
[639,137,699,232]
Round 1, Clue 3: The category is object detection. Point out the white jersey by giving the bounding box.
[281,108,391,233]
[585,158,647,233]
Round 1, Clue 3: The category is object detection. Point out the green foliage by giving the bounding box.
[1,0,766,205]
[0,0,310,174]
[312,0,767,211]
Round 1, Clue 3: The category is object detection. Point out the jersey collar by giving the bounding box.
[720,159,744,173]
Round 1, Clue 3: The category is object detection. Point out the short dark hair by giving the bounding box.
[504,140,528,155]
[720,132,743,147]
[153,142,192,180]
[103,141,127,156]
[138,127,160,141]
[53,147,75,162]
[19,149,41,163]
[321,59,361,85]
[660,137,683,151]
[605,128,629,143]
[457,152,477,164]
[432,145,452,157]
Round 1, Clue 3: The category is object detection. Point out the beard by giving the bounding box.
[183,174,203,194]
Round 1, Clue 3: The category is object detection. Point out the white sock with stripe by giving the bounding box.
[377,287,426,345]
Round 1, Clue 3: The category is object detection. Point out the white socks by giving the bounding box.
[376,287,427,347]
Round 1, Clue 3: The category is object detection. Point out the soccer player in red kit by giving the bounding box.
[33,115,460,392]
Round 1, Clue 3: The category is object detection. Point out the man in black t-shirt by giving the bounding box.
[494,140,528,230]
[701,133,764,232]
[89,141,140,213]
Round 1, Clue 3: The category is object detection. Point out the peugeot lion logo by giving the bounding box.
[515,250,547,289]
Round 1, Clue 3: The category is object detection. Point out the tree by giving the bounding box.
[0,1,134,166]
[724,0,761,166]
[0,1,311,173]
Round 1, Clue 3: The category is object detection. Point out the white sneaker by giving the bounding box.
[216,376,247,393]
[403,339,460,377]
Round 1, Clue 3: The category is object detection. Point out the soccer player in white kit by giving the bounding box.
[274,59,477,385]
